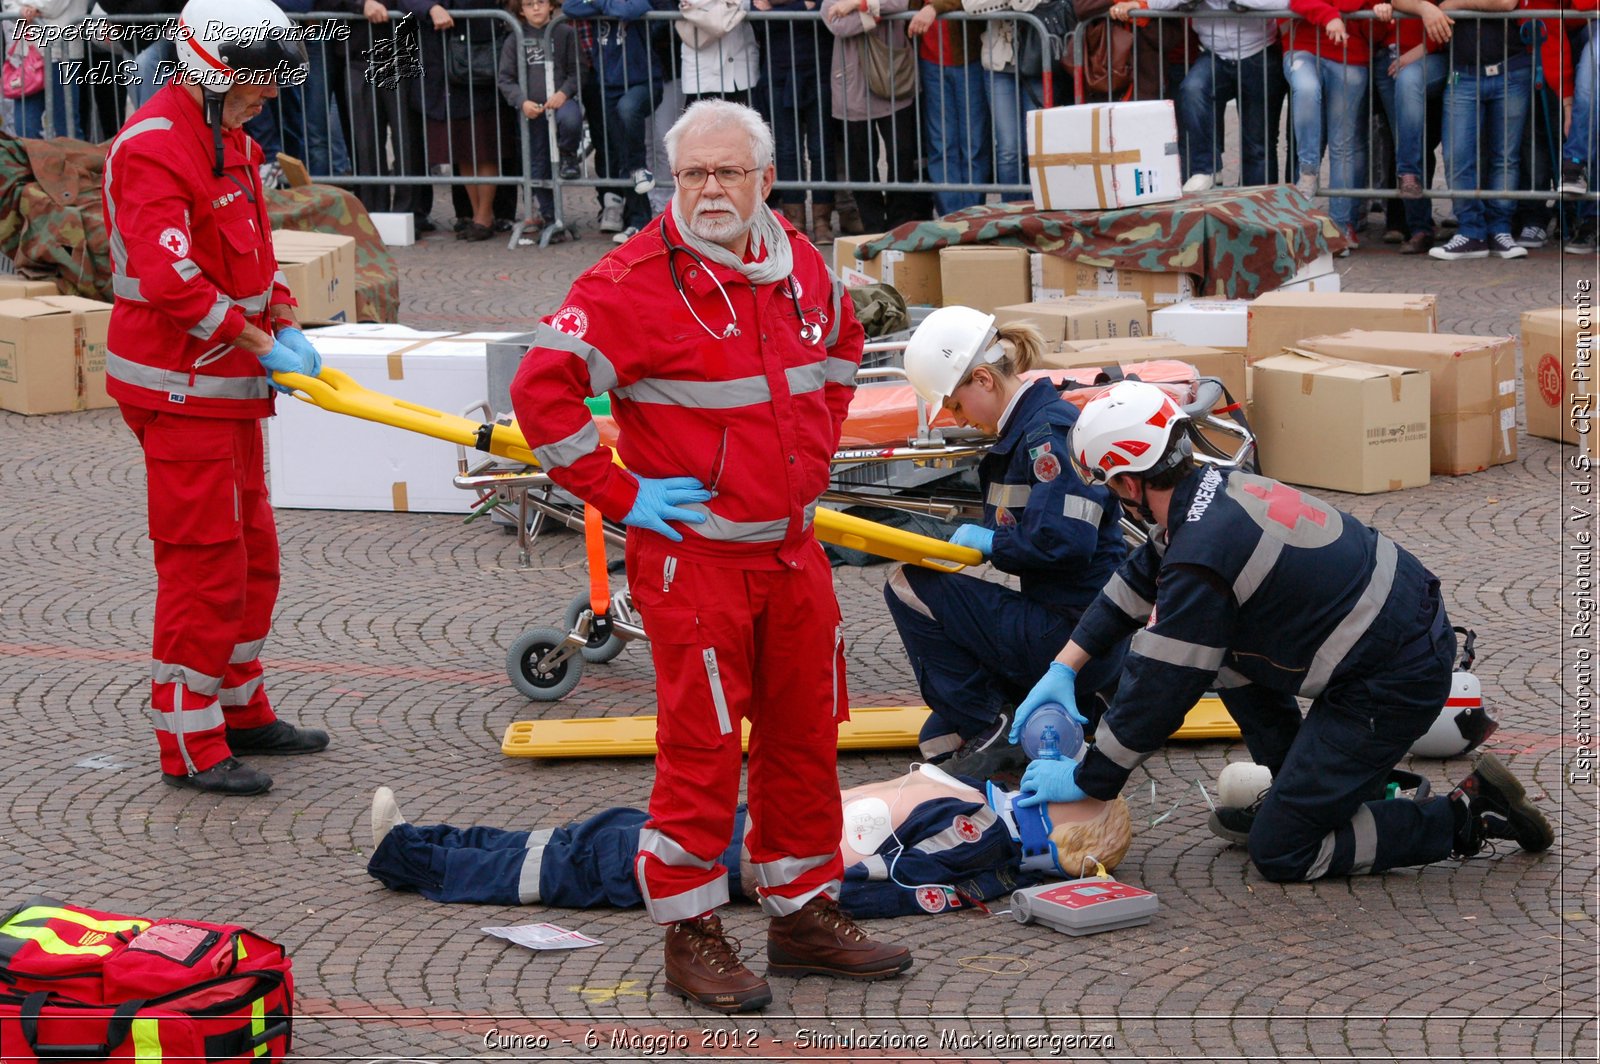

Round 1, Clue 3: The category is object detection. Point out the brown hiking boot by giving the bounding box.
[811,213,834,246]
[766,896,913,980]
[663,914,772,1014]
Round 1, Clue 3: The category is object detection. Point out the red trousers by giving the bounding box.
[627,535,848,923]
[121,407,280,776]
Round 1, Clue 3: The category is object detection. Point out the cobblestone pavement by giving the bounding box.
[1,190,1595,1062]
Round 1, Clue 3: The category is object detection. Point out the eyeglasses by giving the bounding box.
[673,165,759,190]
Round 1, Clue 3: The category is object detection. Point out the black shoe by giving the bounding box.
[1207,804,1256,845]
[460,221,494,243]
[452,217,471,236]
[414,216,437,234]
[162,756,272,796]
[226,720,330,756]
[1451,753,1554,858]
[559,157,581,181]
[493,218,514,233]
[942,724,1029,787]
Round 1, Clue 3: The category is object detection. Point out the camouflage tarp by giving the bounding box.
[0,132,399,322]
[857,186,1346,300]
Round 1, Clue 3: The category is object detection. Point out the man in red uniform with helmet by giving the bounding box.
[511,99,911,1014]
[105,0,331,797]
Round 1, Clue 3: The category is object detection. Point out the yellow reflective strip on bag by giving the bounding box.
[251,996,268,1057]
[0,925,120,957]
[236,936,249,961]
[2,906,151,939]
[131,1017,163,1062]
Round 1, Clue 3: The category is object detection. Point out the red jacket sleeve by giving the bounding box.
[822,269,864,449]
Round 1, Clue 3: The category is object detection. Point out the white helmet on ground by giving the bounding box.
[1070,379,1192,486]
[1409,671,1498,757]
[903,305,1001,407]
[176,0,308,95]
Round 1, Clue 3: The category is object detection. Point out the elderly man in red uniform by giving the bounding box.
[512,99,911,1013]
[104,0,330,797]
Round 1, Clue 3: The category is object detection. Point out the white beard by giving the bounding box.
[688,200,753,246]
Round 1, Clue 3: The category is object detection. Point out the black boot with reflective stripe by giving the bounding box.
[1451,753,1553,858]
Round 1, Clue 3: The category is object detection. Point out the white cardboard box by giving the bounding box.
[267,329,523,513]
[370,212,416,247]
[1025,101,1182,211]
[1278,252,1341,293]
[1152,299,1251,350]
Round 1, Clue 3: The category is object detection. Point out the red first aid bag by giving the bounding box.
[0,897,294,1063]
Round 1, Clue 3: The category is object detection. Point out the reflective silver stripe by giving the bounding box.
[112,272,145,301]
[858,854,889,880]
[615,373,769,409]
[516,828,555,903]
[236,290,271,314]
[151,659,223,698]
[107,351,272,401]
[822,276,845,350]
[824,355,856,386]
[146,701,226,735]
[802,499,818,530]
[638,856,730,924]
[1305,831,1338,881]
[1233,536,1282,607]
[637,828,718,871]
[1093,718,1153,771]
[1213,667,1251,689]
[683,507,788,543]
[272,269,289,289]
[230,638,266,664]
[1130,629,1227,673]
[919,730,964,759]
[987,482,1031,509]
[172,258,201,283]
[786,361,826,397]
[1349,805,1378,876]
[1061,494,1103,527]
[532,421,601,471]
[188,293,232,341]
[1102,573,1154,621]
[753,850,836,889]
[104,118,174,303]
[1300,535,1398,697]
[216,675,262,707]
[532,322,620,395]
[760,879,840,917]
[703,648,733,736]
[887,565,935,620]
[917,806,998,855]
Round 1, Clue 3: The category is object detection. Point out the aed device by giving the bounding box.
[1012,878,1158,936]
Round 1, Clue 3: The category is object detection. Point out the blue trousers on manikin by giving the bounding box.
[884,566,1125,757]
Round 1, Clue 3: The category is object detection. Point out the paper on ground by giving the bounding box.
[482,923,602,950]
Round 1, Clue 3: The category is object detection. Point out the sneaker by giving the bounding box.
[663,914,771,1014]
[1489,232,1528,259]
[1566,224,1598,255]
[1337,226,1359,258]
[612,225,639,244]
[1207,804,1257,846]
[1450,753,1554,858]
[1182,173,1215,194]
[598,192,624,233]
[1399,230,1435,256]
[1428,234,1490,260]
[371,786,407,849]
[225,719,331,755]
[942,713,1030,786]
[162,756,272,796]
[1560,162,1589,196]
[1515,225,1548,249]
[767,896,913,980]
[1294,169,1317,198]
[559,155,581,181]
[631,167,655,195]
[258,162,284,190]
[1397,173,1424,199]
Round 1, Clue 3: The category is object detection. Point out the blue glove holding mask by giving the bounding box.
[257,328,322,394]
[1016,757,1088,807]
[624,476,711,542]
[275,327,322,377]
[1008,661,1087,745]
[949,523,995,558]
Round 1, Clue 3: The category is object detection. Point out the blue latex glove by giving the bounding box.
[624,476,711,542]
[1016,757,1089,807]
[257,334,320,395]
[1008,661,1086,745]
[949,523,995,558]
[275,327,323,378]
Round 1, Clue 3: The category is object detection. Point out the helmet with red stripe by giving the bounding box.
[175,0,309,95]
[1070,380,1192,486]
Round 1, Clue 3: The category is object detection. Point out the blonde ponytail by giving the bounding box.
[993,320,1045,376]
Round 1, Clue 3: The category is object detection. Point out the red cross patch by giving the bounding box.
[550,305,589,338]
[915,887,947,913]
[1227,473,1343,548]
[1240,481,1327,530]
[953,815,982,842]
[157,227,189,257]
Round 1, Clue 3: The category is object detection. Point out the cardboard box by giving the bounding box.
[940,246,1030,313]
[835,234,942,307]
[0,278,59,300]
[993,298,1149,344]
[1030,253,1196,308]
[272,229,358,323]
[1252,351,1430,494]
[1247,292,1436,364]
[1049,338,1246,408]
[1295,330,1518,475]
[0,296,113,414]
[369,212,416,247]
[1025,101,1182,211]
[1521,307,1596,455]
[1153,299,1251,351]
[268,329,526,512]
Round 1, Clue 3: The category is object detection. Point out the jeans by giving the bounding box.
[842,109,933,231]
[1565,29,1600,225]
[767,63,836,208]
[244,51,351,177]
[15,60,80,139]
[131,38,175,109]
[987,67,1046,200]
[1176,46,1287,186]
[525,100,584,219]
[603,79,662,228]
[920,59,991,214]
[1282,49,1368,230]
[1442,56,1532,240]
[1372,47,1446,234]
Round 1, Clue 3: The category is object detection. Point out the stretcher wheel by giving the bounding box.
[507,626,583,701]
[562,593,627,664]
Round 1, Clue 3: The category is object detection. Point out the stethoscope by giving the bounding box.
[660,217,825,346]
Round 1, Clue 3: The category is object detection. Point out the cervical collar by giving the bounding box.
[986,781,1063,876]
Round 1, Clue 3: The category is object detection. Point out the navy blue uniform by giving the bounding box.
[1072,464,1458,882]
[884,378,1128,757]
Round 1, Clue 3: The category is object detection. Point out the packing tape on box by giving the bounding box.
[1283,347,1411,402]
[392,483,409,511]
[1031,107,1140,211]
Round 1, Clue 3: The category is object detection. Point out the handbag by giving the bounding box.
[861,26,916,100]
[2,31,44,101]
[675,0,746,48]
[1015,0,1073,77]
[1080,16,1136,97]
[445,27,498,87]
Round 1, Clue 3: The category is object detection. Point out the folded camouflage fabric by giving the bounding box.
[856,186,1345,300]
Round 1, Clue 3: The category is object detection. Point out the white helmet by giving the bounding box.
[1070,380,1191,486]
[904,305,1001,407]
[176,0,308,95]
[1409,671,1499,757]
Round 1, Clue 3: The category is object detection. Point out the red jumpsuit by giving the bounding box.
[102,84,296,778]
[511,212,863,923]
